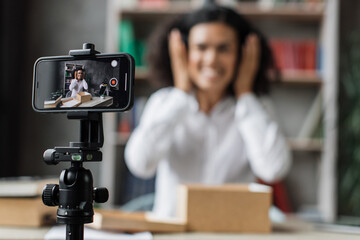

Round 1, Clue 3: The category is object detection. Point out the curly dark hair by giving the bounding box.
[146,4,278,96]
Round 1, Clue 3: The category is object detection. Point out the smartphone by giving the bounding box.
[32,53,134,112]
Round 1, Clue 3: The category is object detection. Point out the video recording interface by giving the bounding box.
[33,54,133,112]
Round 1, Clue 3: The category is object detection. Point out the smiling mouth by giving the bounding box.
[202,68,222,80]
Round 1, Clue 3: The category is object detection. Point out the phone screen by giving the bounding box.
[33,54,134,112]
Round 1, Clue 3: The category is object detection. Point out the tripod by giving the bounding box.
[42,112,108,240]
[41,44,108,240]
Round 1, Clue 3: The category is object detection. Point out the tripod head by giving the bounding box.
[43,111,104,165]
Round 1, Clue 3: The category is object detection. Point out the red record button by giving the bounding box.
[109,78,118,87]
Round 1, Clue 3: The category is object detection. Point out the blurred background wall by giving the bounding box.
[0,0,107,182]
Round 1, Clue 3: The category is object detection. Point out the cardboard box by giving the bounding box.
[76,92,91,103]
[0,197,56,227]
[177,183,272,233]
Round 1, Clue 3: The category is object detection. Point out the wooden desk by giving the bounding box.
[78,96,113,107]
[155,218,360,240]
[0,226,48,240]
[60,96,113,108]
[0,218,359,240]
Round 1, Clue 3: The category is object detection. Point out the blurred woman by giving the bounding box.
[125,4,291,218]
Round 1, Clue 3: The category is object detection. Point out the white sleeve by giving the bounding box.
[82,80,88,90]
[235,93,292,183]
[125,88,194,179]
[69,79,77,91]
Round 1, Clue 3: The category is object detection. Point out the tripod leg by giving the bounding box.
[66,224,84,240]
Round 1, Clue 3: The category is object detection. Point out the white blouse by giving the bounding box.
[125,87,291,218]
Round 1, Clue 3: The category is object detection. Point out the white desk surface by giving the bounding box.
[0,217,359,240]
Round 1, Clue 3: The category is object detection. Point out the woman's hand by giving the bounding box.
[234,34,261,98]
[169,29,192,93]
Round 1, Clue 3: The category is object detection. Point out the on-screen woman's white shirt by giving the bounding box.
[69,79,88,97]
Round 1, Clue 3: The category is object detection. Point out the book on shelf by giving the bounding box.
[132,97,148,128]
[270,38,321,75]
[0,176,57,197]
[119,20,147,67]
[0,196,57,227]
[118,19,147,67]
[117,111,133,134]
[138,0,169,9]
[117,97,148,135]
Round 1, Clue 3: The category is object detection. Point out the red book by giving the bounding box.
[138,0,168,9]
[304,40,316,70]
[257,179,293,213]
[284,40,295,71]
[297,41,306,70]
[118,119,131,133]
[270,40,285,71]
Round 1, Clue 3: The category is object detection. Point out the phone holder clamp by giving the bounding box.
[69,43,100,56]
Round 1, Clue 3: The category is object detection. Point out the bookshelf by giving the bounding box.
[288,138,323,152]
[112,130,323,152]
[120,2,324,21]
[279,70,322,85]
[135,67,323,85]
[103,0,338,222]
[64,64,75,94]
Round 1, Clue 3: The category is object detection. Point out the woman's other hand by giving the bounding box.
[234,34,260,98]
[169,29,192,93]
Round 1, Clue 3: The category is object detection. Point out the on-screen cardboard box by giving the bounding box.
[76,92,91,103]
